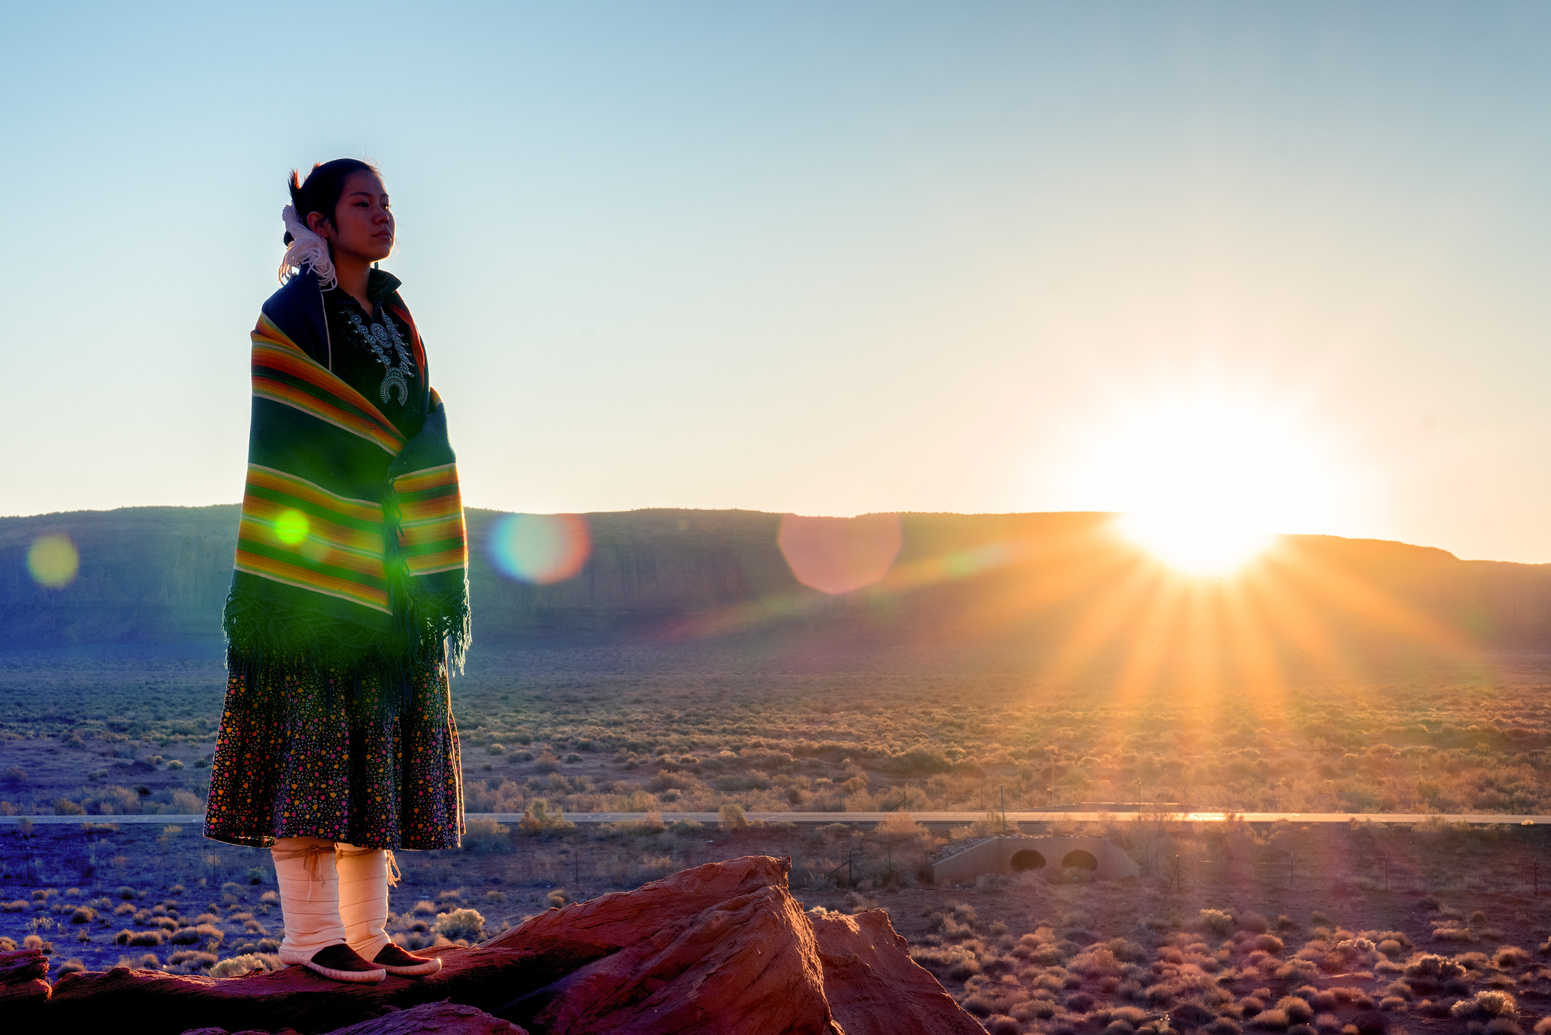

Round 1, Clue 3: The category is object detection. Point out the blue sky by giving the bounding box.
[6,2,1551,561]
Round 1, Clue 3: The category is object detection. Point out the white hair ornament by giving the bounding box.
[278,204,338,289]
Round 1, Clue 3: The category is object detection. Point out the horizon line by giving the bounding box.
[3,500,1541,568]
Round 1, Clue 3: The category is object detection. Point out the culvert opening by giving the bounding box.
[1062,849,1098,871]
[1010,849,1046,872]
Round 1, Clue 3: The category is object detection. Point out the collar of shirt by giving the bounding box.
[325,268,403,315]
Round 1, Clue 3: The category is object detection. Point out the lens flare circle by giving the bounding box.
[274,509,309,546]
[778,513,903,595]
[488,513,592,584]
[27,533,80,588]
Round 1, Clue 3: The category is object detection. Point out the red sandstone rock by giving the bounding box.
[0,946,50,1021]
[520,882,832,1033]
[43,944,560,1035]
[179,1001,526,1035]
[13,856,978,1035]
[807,907,985,1035]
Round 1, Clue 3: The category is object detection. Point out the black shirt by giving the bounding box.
[321,269,427,441]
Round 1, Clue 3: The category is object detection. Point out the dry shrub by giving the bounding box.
[1201,910,1235,936]
[1495,946,1530,968]
[1432,925,1475,942]
[1276,959,1322,982]
[434,908,485,943]
[1256,935,1286,954]
[1403,953,1466,989]
[1110,1006,1149,1026]
[1251,1009,1291,1030]
[168,950,217,971]
[1066,992,1096,1013]
[209,953,281,978]
[985,1017,1019,1035]
[1171,1004,1216,1029]
[1450,990,1516,1018]
[1240,912,1270,934]
[1378,997,1406,1012]
[875,811,928,840]
[1532,1019,1551,1035]
[1278,997,1314,1023]
[519,799,573,834]
[961,993,996,1017]
[1105,938,1150,964]
[1069,947,1124,979]
[462,817,511,855]
[910,942,980,981]
[1015,998,1060,1021]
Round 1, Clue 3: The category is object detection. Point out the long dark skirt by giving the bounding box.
[203,655,463,850]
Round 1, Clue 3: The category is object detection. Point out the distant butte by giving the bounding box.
[5,504,1550,653]
[0,854,983,1035]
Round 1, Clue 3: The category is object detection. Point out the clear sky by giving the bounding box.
[5,2,1551,562]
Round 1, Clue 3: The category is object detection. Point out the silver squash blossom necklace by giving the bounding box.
[346,308,416,406]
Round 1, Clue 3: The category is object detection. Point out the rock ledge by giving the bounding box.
[0,855,981,1035]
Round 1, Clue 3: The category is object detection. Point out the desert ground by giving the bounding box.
[3,639,1551,1034]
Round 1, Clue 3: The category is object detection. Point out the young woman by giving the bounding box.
[203,159,471,983]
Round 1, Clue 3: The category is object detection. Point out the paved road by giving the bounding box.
[2,810,1548,827]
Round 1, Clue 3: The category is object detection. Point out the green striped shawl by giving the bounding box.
[222,275,470,685]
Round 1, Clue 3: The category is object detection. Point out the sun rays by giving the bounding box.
[1046,383,1365,578]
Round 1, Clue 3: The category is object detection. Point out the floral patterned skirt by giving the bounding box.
[203,656,463,851]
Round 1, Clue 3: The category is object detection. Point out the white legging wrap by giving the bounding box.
[336,843,394,961]
[271,838,396,962]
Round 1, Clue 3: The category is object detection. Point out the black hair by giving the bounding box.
[283,158,380,244]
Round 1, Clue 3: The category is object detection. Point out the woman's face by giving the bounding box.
[309,170,394,265]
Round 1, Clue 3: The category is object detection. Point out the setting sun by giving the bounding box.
[1055,386,1356,576]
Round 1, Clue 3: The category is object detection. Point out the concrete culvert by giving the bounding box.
[1010,850,1047,872]
[1061,849,1099,871]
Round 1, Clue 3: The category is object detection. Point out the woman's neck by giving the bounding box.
[333,255,374,315]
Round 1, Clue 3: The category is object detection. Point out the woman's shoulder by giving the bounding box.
[259,269,329,364]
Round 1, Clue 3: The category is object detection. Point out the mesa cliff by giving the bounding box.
[4,505,1551,654]
[0,855,981,1035]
